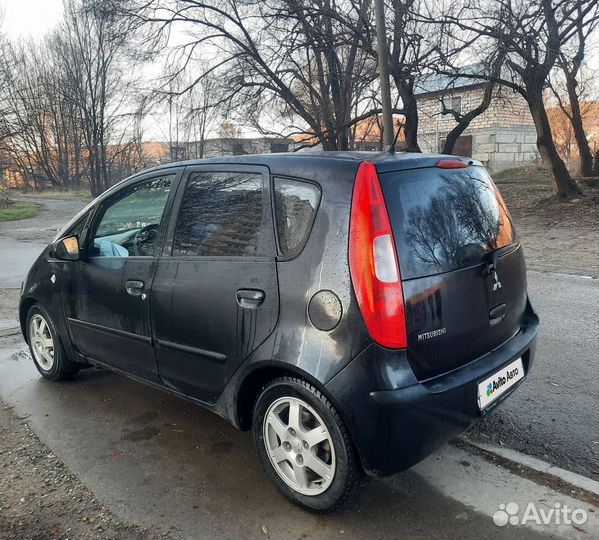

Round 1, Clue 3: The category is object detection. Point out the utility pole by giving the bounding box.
[374,0,394,148]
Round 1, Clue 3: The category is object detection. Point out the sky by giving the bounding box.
[1,0,597,142]
[1,0,64,41]
[0,0,212,141]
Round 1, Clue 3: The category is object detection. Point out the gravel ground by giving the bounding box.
[0,403,154,540]
[495,169,599,275]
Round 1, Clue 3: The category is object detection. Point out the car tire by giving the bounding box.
[26,304,80,381]
[253,376,369,512]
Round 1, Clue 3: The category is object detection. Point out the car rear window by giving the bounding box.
[379,166,515,280]
[173,171,266,257]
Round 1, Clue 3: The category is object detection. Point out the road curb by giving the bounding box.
[460,437,599,497]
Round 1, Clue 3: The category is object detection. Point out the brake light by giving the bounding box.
[436,159,469,169]
[349,162,407,349]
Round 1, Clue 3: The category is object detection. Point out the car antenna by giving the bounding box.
[385,121,403,154]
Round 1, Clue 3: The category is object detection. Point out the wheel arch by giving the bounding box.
[234,362,330,431]
[19,296,38,341]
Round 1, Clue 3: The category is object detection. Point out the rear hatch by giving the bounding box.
[378,164,527,380]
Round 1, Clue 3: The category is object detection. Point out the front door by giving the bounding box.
[151,165,279,403]
[62,172,179,380]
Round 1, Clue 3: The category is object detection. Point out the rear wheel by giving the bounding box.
[27,304,79,380]
[253,376,368,512]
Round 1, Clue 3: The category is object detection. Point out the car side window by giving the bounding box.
[90,175,173,258]
[273,177,320,257]
[172,171,267,257]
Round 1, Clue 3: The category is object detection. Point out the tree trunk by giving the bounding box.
[395,80,420,152]
[320,133,339,151]
[442,71,498,155]
[442,126,467,155]
[594,149,599,176]
[564,74,594,177]
[527,89,582,199]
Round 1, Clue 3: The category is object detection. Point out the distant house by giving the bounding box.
[415,68,539,170]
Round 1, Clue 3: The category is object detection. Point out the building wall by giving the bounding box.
[416,86,539,170]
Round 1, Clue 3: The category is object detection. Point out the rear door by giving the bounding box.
[151,165,279,403]
[379,165,527,380]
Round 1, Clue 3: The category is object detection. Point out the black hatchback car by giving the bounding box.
[20,152,538,512]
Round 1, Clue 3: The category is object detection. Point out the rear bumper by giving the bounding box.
[325,308,539,477]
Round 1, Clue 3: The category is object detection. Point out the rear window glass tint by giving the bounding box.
[379,166,515,280]
[274,178,320,257]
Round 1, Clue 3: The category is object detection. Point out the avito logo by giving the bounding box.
[493,501,588,527]
[487,366,521,397]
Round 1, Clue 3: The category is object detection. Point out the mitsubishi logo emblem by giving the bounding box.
[486,263,502,292]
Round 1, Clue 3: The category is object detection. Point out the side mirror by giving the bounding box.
[55,235,80,261]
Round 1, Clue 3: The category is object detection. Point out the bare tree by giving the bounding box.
[56,0,144,195]
[0,39,85,190]
[549,8,598,177]
[106,0,388,150]
[442,0,599,198]
[548,66,596,166]
[434,51,506,155]
[385,0,443,152]
[186,78,219,158]
[156,72,219,161]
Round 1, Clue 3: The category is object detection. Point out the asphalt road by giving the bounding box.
[4,330,591,539]
[0,197,87,289]
[0,197,597,482]
[469,271,599,479]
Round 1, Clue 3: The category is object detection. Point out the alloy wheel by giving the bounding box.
[29,314,55,371]
[263,396,336,496]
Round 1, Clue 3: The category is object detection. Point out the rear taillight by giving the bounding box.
[349,161,407,349]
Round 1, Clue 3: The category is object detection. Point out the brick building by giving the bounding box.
[415,70,539,170]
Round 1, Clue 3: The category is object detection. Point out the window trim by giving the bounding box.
[84,171,181,260]
[165,164,276,260]
[271,175,322,261]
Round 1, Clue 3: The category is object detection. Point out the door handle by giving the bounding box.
[236,289,265,309]
[125,280,145,296]
[489,303,507,325]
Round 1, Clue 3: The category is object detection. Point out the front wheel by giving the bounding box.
[27,304,79,380]
[252,377,368,512]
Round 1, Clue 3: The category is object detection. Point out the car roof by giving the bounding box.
[138,151,483,180]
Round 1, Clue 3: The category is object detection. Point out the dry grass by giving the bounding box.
[11,189,93,202]
[493,165,552,185]
[494,166,599,230]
